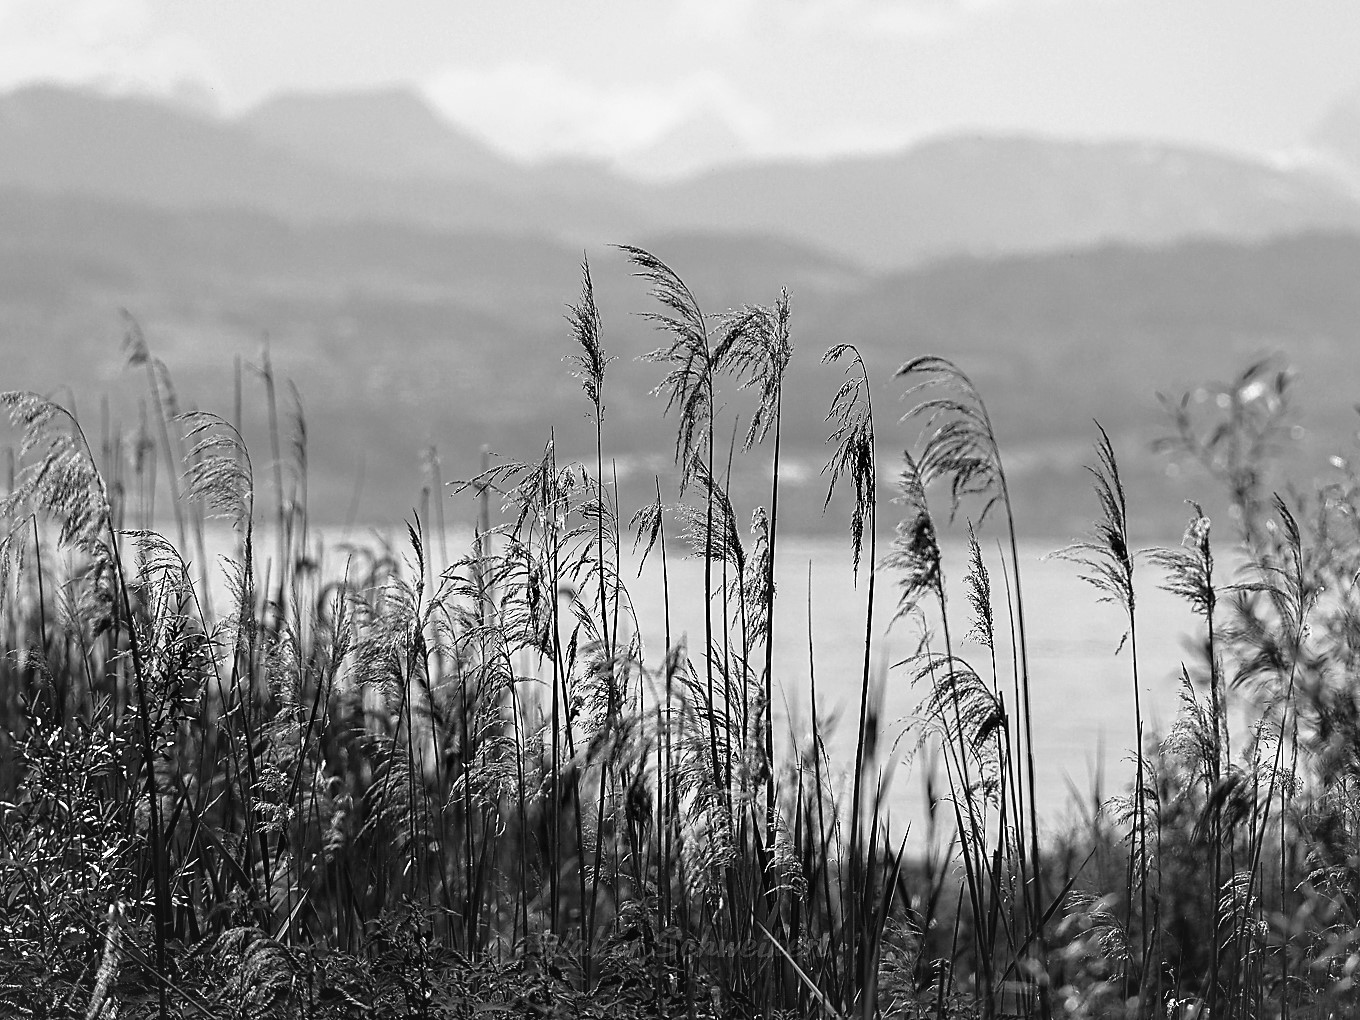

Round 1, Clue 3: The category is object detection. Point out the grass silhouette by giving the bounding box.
[1,253,1357,1019]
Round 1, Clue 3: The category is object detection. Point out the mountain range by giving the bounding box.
[5,84,1360,268]
[3,83,1360,537]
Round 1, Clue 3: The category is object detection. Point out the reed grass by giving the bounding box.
[0,252,1357,1019]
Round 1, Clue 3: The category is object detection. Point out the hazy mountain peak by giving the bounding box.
[1,83,1357,274]
[241,85,515,184]
[0,83,594,240]
[660,131,1360,266]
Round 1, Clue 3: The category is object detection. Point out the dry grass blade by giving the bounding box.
[757,922,846,1020]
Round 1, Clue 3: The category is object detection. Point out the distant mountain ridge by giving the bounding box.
[4,179,1360,535]
[2,84,1358,271]
[660,135,1360,266]
[0,85,649,242]
[243,88,515,186]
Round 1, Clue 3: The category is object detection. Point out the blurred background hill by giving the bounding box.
[5,80,1360,537]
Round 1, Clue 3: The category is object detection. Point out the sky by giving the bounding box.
[2,0,1358,174]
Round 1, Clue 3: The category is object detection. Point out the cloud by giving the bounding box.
[669,0,1057,43]
[786,0,960,38]
[423,57,921,175]
[0,0,222,107]
[423,62,767,163]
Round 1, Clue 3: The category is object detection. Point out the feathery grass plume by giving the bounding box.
[623,244,719,486]
[1103,749,1161,857]
[1233,496,1318,677]
[897,356,1004,524]
[456,445,580,540]
[822,344,876,578]
[575,476,626,601]
[1065,890,1132,965]
[1055,423,1135,651]
[1151,503,1215,619]
[628,491,665,576]
[350,568,423,718]
[178,412,254,529]
[916,654,1007,774]
[2,392,112,558]
[742,507,772,650]
[0,522,27,614]
[964,524,994,652]
[675,459,746,583]
[126,528,197,624]
[886,449,942,622]
[566,256,615,413]
[1162,677,1215,785]
[489,535,557,656]
[564,598,615,717]
[727,292,793,451]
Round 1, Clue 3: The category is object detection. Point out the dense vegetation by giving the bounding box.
[1,249,1358,1018]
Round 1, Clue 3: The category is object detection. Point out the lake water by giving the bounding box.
[621,534,1196,829]
[194,523,1204,833]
